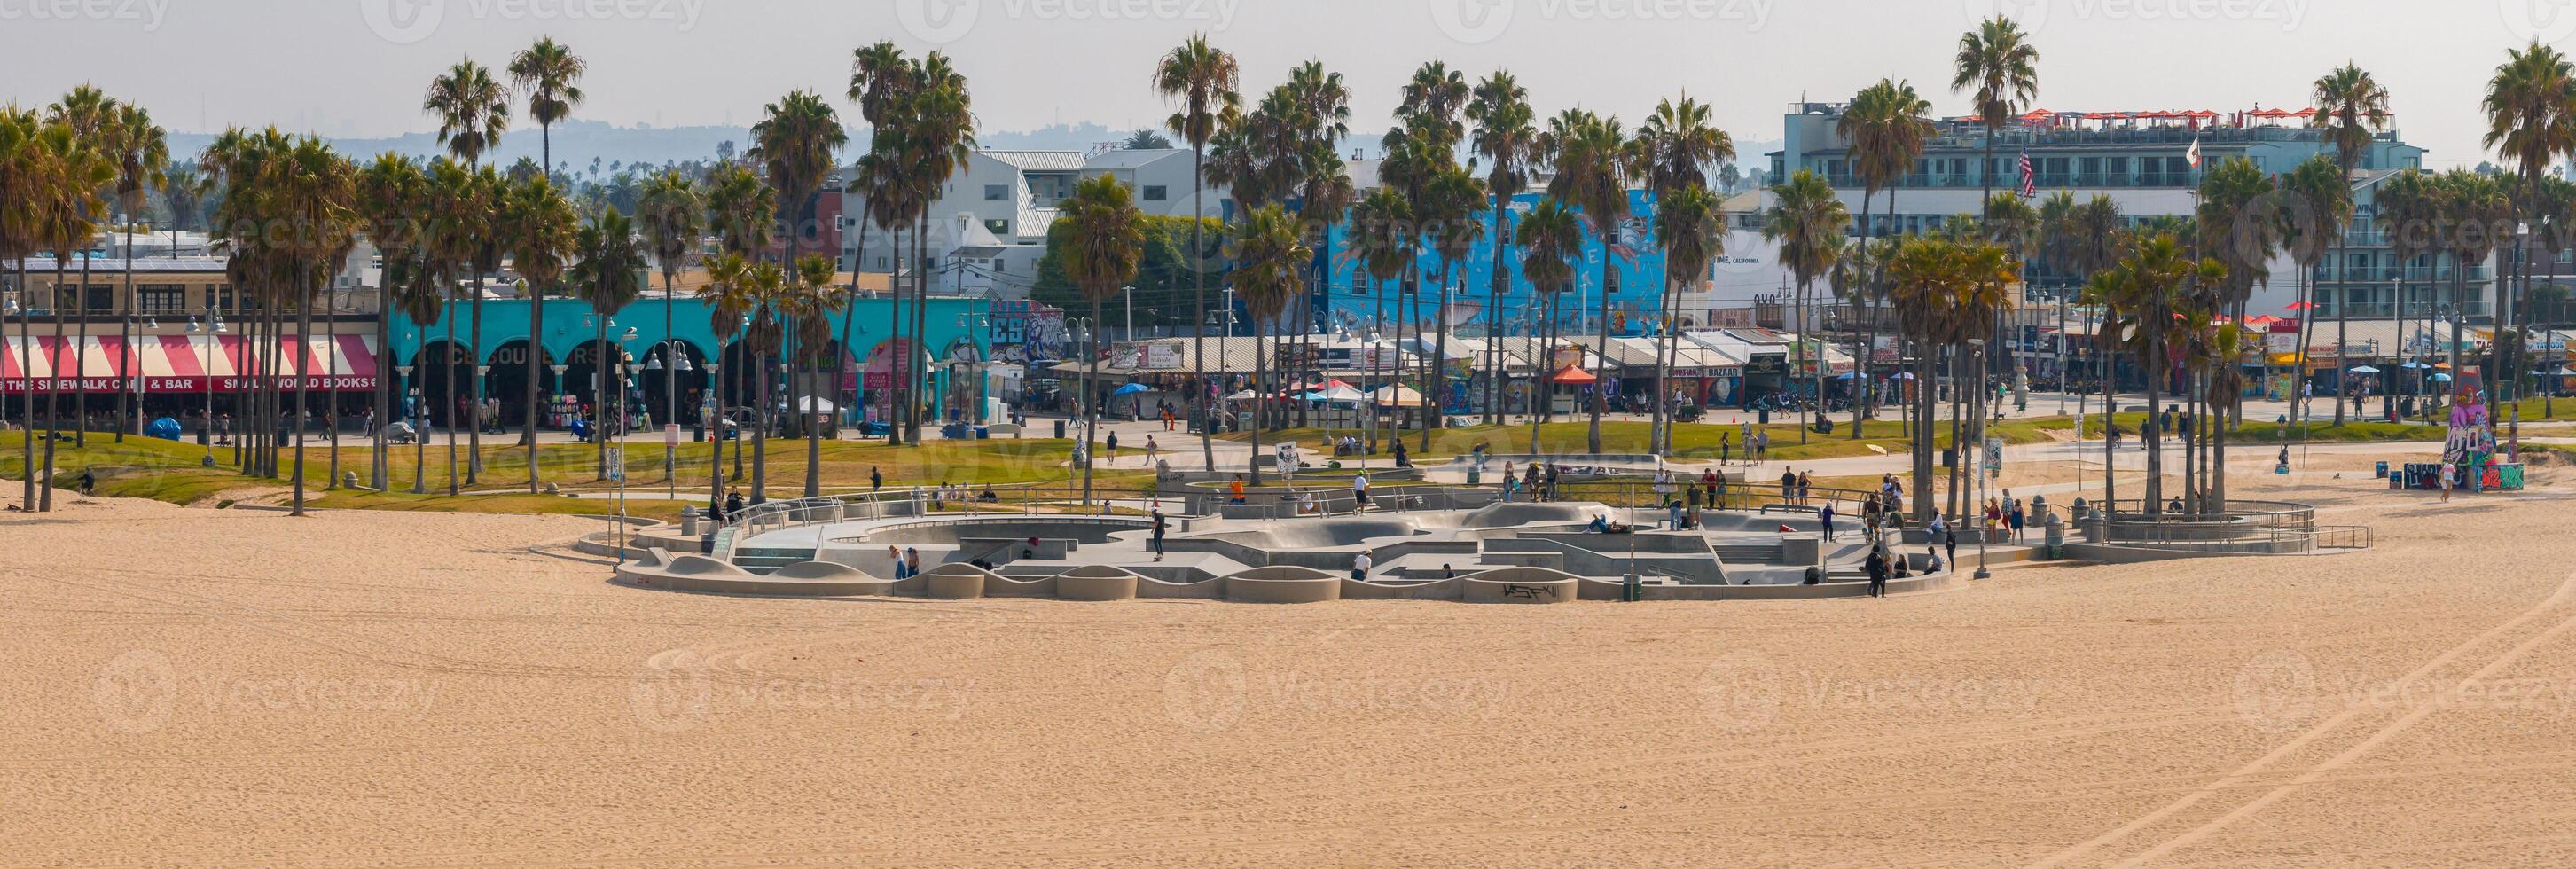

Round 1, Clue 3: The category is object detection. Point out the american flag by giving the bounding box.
[2017,150,2037,199]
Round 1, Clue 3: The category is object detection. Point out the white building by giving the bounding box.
[841,147,1228,301]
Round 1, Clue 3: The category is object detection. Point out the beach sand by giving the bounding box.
[4,465,2572,866]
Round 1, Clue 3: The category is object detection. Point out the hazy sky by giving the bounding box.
[1,0,2557,165]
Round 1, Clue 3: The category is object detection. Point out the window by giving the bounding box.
[215,285,239,313]
[1143,185,1168,201]
[983,184,1010,201]
[984,219,1009,237]
[84,286,114,312]
[139,285,187,314]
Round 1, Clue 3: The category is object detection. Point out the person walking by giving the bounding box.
[1866,544,1890,598]
[1352,471,1372,511]
[2439,462,2454,503]
[870,466,882,492]
[1820,502,1836,541]
[1945,523,1959,567]
[1719,431,1733,466]
[1150,508,1168,561]
[1104,430,1120,466]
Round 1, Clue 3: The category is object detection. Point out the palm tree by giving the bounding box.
[1653,183,1726,454]
[748,89,850,473]
[101,102,167,444]
[1984,191,2040,392]
[571,207,645,481]
[1346,186,1415,452]
[356,154,424,491]
[1953,16,2040,226]
[703,163,772,479]
[2279,155,2344,419]
[1516,198,1585,454]
[894,54,975,445]
[786,254,841,498]
[388,248,443,494]
[1838,79,1937,427]
[28,121,114,506]
[46,86,116,451]
[1887,235,2016,522]
[1383,62,1472,448]
[2195,156,2283,505]
[1,106,51,507]
[1058,175,1147,504]
[507,37,585,187]
[696,253,752,508]
[424,59,511,483]
[499,176,578,492]
[2440,170,2511,399]
[2483,42,2576,407]
[2097,234,2224,514]
[1761,170,1850,446]
[273,137,358,516]
[1633,96,1734,452]
[637,171,702,483]
[1468,70,1537,425]
[1230,204,1310,484]
[1154,35,1239,471]
[1538,108,1632,453]
[1418,165,1488,446]
[2311,63,2389,425]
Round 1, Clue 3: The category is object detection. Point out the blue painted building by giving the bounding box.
[387,294,990,428]
[1312,189,1677,340]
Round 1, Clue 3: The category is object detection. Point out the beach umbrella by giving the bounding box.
[1111,382,1151,396]
[2430,373,2453,381]
[2400,361,2431,370]
[2348,365,2380,374]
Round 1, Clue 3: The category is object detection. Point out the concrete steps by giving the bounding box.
[732,547,818,575]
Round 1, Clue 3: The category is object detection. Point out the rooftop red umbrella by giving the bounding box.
[1550,365,1600,385]
[2283,301,2317,310]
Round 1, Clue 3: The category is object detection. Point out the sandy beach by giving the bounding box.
[4,458,2573,867]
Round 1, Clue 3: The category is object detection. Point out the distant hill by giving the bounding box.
[164,119,1174,171]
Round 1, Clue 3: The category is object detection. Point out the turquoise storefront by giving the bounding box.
[387,294,992,429]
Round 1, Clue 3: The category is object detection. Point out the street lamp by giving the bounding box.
[1969,338,1992,581]
[190,312,226,467]
[612,327,638,569]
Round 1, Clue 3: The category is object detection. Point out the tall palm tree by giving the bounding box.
[1984,190,2040,389]
[1652,182,1726,454]
[46,87,117,451]
[696,253,752,507]
[1382,62,1472,447]
[2440,169,2511,398]
[1153,35,1239,471]
[272,137,359,516]
[1838,79,1937,426]
[703,163,772,479]
[2196,156,2282,505]
[1346,186,1414,451]
[2483,42,2576,406]
[1057,174,1147,504]
[786,254,841,498]
[2279,155,2344,415]
[1538,108,1632,453]
[499,176,578,492]
[356,153,425,492]
[2311,63,2389,425]
[1633,96,1734,452]
[424,59,511,482]
[2097,234,2224,513]
[749,89,850,472]
[101,102,167,444]
[1,106,51,507]
[1418,164,1488,446]
[506,37,584,186]
[637,171,702,483]
[1468,70,1537,425]
[897,54,975,444]
[1761,170,1849,446]
[1230,204,1310,484]
[29,119,114,506]
[1516,198,1585,454]
[571,207,645,481]
[1953,15,2040,224]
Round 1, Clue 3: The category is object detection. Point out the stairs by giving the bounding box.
[1712,544,1784,563]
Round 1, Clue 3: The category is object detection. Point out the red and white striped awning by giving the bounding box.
[0,334,380,394]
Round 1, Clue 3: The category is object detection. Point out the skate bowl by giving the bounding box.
[1341,576,1465,600]
[1224,566,1344,604]
[921,562,994,599]
[1055,565,1142,601]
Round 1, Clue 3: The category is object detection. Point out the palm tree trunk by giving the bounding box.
[1081,298,1101,505]
[73,254,91,449]
[1488,201,1509,427]
[751,324,770,505]
[466,280,484,485]
[2145,339,2166,513]
[804,326,825,499]
[1429,263,1452,450]
[443,290,458,496]
[1250,309,1267,486]
[2101,309,2117,517]
[526,282,544,493]
[1530,289,1556,455]
[709,336,728,509]
[593,318,607,479]
[2331,236,2347,426]
[1912,342,1935,523]
[290,270,313,517]
[1588,254,1609,454]
[910,215,931,443]
[17,261,35,509]
[372,256,392,490]
[117,224,135,443]
[39,261,67,509]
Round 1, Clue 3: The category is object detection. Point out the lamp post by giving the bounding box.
[1070,317,1096,508]
[612,327,638,568]
[472,364,492,474]
[190,310,226,467]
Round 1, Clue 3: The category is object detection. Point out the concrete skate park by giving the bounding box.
[606,469,2049,602]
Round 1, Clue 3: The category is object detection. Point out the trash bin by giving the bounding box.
[1467,466,1483,486]
[1053,419,1068,439]
[2373,461,2389,479]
